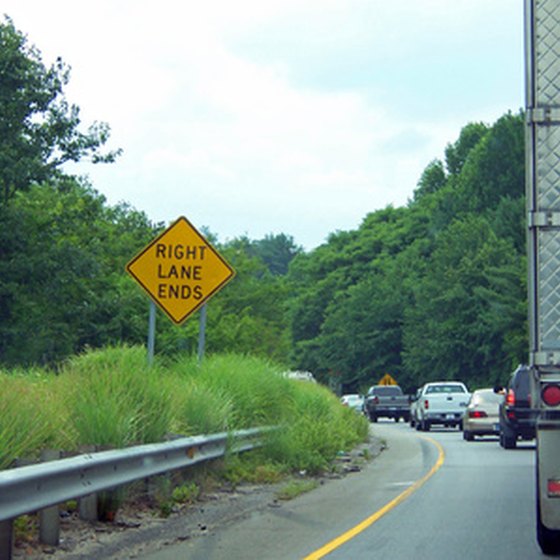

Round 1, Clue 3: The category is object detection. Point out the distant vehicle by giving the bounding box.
[340,394,364,413]
[498,364,538,449]
[414,381,470,431]
[281,370,317,383]
[364,385,410,423]
[462,388,504,441]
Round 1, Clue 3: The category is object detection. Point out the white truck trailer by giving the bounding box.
[525,0,560,553]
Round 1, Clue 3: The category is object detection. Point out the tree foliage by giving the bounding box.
[0,17,120,206]
[0,179,157,365]
[285,112,526,392]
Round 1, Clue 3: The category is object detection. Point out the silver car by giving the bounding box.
[462,388,504,441]
[340,394,364,413]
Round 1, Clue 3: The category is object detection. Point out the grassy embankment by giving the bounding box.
[0,346,369,514]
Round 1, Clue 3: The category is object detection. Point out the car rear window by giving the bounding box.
[426,384,466,394]
[472,390,504,405]
[369,386,402,396]
[512,367,531,398]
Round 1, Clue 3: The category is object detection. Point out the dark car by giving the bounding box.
[364,385,410,423]
[498,364,539,449]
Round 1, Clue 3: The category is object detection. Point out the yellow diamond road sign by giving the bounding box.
[378,373,398,386]
[126,216,235,324]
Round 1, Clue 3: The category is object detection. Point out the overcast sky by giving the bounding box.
[3,1,524,249]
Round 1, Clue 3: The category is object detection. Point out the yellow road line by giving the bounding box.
[303,436,445,560]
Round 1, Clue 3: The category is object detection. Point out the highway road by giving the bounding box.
[139,421,543,559]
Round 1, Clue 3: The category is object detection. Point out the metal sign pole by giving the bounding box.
[147,300,156,366]
[197,303,207,364]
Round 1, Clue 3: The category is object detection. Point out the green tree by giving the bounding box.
[317,273,404,391]
[402,216,526,388]
[458,112,524,213]
[0,179,157,366]
[0,17,119,206]
[444,121,488,176]
[413,159,446,201]
[284,112,526,392]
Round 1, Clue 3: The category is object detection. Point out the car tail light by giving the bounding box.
[373,396,379,405]
[468,410,488,418]
[424,399,429,410]
[506,389,515,406]
[542,384,560,407]
[548,479,560,498]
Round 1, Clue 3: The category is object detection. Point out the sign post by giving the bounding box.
[147,300,156,366]
[126,216,235,360]
[197,303,207,364]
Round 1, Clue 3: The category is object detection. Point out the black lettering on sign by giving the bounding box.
[155,244,207,260]
[157,283,204,300]
[157,264,204,279]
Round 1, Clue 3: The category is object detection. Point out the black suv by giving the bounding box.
[498,364,538,449]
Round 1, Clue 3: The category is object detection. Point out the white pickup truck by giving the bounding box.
[412,381,470,431]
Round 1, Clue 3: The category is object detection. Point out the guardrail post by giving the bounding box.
[39,449,61,545]
[0,519,14,560]
[79,493,98,522]
[79,446,98,521]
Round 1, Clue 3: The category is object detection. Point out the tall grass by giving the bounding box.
[169,353,369,474]
[169,354,294,429]
[0,347,369,478]
[0,371,70,469]
[59,345,173,448]
[265,381,370,473]
[169,377,234,435]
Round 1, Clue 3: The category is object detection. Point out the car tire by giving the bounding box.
[502,432,517,449]
[463,430,474,441]
[415,420,421,431]
[370,414,378,423]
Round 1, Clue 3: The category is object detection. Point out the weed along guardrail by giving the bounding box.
[0,427,274,559]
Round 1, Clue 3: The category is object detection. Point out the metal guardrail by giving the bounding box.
[0,427,273,558]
